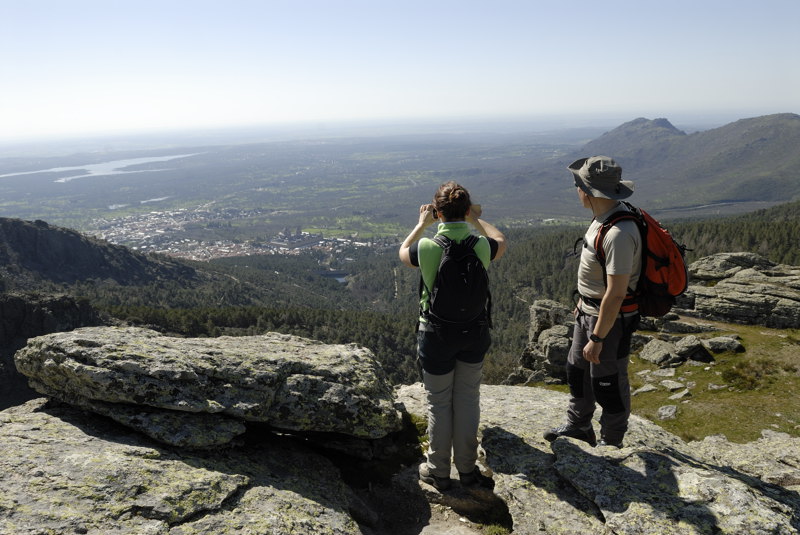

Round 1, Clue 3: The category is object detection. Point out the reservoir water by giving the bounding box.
[0,153,199,183]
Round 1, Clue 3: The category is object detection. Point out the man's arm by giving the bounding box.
[582,272,630,364]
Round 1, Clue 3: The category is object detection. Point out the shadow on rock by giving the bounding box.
[481,425,799,534]
[550,438,799,534]
[552,440,720,533]
[662,446,800,532]
[392,460,512,533]
[481,425,606,530]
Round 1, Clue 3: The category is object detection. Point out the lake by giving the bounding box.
[0,153,199,183]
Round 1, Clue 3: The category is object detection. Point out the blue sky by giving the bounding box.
[1,0,798,141]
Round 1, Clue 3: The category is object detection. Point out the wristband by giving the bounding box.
[589,333,605,343]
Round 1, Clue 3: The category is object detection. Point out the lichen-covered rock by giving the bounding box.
[685,253,800,327]
[83,398,247,448]
[514,300,574,384]
[688,430,800,491]
[659,320,720,334]
[397,384,800,534]
[633,384,658,395]
[660,380,685,391]
[658,405,678,420]
[527,299,575,344]
[0,400,361,535]
[640,314,720,335]
[675,335,714,362]
[639,338,681,366]
[14,326,401,445]
[552,439,798,534]
[689,252,777,281]
[538,325,572,371]
[704,335,745,353]
[397,383,608,533]
[6,383,800,535]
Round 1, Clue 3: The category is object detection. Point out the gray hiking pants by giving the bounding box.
[422,360,484,477]
[566,312,638,445]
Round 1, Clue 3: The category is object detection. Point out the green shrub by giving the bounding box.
[721,358,780,390]
[482,525,511,535]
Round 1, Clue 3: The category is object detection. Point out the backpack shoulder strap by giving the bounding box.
[418,236,449,304]
[463,234,479,249]
[591,203,647,310]
[592,203,641,296]
[431,234,484,255]
[431,235,451,249]
[421,235,451,301]
[433,234,480,249]
[594,204,642,264]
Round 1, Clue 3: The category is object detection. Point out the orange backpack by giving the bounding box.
[594,202,689,317]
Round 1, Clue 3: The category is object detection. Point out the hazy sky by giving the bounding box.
[1,0,798,141]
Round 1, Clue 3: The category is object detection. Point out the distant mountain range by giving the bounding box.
[409,113,800,221]
[563,113,800,214]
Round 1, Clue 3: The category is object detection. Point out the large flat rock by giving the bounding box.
[14,327,401,445]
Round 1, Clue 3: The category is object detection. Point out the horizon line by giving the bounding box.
[0,109,794,152]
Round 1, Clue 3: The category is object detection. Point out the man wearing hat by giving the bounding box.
[544,156,642,448]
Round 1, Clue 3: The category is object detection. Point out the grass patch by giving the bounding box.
[630,321,800,443]
[539,320,800,443]
[720,358,793,390]
[482,523,512,535]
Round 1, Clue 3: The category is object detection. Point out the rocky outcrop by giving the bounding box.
[3,378,800,532]
[508,301,728,385]
[689,431,800,489]
[0,217,197,289]
[637,334,725,367]
[509,300,574,384]
[14,326,402,447]
[508,249,800,384]
[681,252,800,327]
[396,384,800,534]
[0,399,364,535]
[638,313,720,335]
[6,327,800,534]
[515,255,800,372]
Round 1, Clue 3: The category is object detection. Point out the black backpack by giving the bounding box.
[421,235,492,329]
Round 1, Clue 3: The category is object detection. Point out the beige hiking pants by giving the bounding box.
[422,359,483,477]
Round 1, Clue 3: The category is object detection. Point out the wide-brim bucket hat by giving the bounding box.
[568,156,634,200]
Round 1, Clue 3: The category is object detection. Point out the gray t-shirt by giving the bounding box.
[577,203,642,316]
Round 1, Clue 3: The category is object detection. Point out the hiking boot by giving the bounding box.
[418,463,451,491]
[459,466,494,489]
[598,439,623,449]
[543,424,597,447]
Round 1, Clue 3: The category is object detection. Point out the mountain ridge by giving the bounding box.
[0,218,198,291]
[574,113,800,209]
